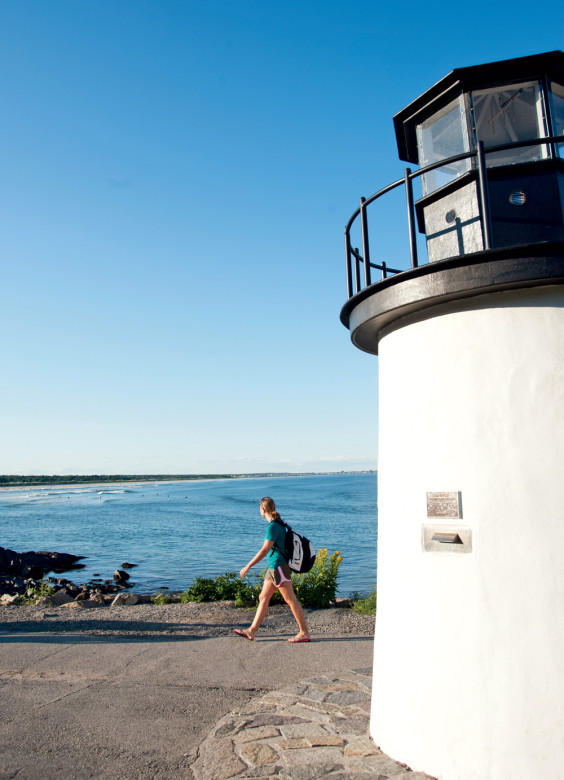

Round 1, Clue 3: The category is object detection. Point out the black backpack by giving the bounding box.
[272,519,316,574]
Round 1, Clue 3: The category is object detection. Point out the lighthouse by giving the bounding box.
[341,51,564,780]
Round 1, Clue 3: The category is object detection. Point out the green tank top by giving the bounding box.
[265,520,287,569]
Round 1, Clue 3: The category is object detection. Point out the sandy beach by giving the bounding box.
[0,477,227,493]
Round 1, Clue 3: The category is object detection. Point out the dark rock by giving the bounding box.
[113,569,130,583]
[0,576,27,595]
[51,563,85,573]
[54,585,75,596]
[0,547,86,577]
[21,565,45,580]
[100,582,119,594]
[121,562,137,569]
[0,548,20,572]
[98,584,112,594]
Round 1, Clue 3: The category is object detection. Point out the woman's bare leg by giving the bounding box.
[246,579,277,638]
[278,581,310,640]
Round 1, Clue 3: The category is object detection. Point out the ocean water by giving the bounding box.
[0,473,378,597]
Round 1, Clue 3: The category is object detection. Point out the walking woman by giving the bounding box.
[233,497,310,643]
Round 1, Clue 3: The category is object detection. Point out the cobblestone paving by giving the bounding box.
[192,669,435,780]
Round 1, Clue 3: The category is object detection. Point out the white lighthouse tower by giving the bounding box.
[341,51,564,780]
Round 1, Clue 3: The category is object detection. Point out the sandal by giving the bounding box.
[233,629,254,641]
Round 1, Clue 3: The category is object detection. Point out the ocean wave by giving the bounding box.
[0,486,135,505]
[222,495,256,505]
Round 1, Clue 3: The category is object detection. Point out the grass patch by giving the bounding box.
[16,580,56,605]
[351,588,377,615]
[151,591,172,605]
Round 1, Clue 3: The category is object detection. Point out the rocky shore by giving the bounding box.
[0,545,147,607]
[0,546,374,643]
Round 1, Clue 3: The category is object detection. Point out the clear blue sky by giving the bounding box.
[1,1,562,474]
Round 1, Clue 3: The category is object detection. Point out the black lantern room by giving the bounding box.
[396,50,564,259]
[341,51,564,354]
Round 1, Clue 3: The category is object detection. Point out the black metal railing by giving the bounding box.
[344,134,564,300]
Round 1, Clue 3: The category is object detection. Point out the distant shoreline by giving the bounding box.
[0,478,229,493]
[0,475,235,491]
[0,471,376,491]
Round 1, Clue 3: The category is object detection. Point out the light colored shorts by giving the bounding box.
[266,563,292,587]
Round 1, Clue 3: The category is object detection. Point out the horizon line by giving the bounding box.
[0,470,377,485]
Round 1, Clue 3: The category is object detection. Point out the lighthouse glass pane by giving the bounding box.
[417,96,471,195]
[549,81,564,158]
[471,81,546,166]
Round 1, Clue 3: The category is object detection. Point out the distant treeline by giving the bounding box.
[0,471,376,488]
[0,474,235,487]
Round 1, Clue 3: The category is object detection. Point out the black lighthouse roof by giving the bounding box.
[394,50,564,164]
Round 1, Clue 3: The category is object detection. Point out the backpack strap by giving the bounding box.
[271,518,290,562]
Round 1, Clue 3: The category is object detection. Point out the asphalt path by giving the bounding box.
[0,630,374,779]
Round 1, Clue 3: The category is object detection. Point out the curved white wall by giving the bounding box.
[372,286,564,780]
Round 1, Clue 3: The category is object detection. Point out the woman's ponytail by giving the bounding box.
[260,496,281,520]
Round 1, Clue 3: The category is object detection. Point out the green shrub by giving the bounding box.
[234,571,261,607]
[244,548,343,608]
[179,577,218,602]
[214,572,251,601]
[291,549,343,608]
[178,550,343,609]
[179,573,257,605]
[351,588,377,615]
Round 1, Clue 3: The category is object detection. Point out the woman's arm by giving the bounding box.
[239,539,274,578]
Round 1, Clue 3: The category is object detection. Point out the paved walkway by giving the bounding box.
[192,668,434,780]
